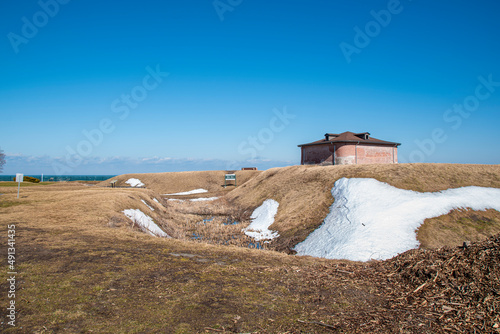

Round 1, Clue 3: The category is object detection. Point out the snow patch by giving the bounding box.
[122,209,169,238]
[153,198,160,203]
[125,178,144,187]
[243,199,280,241]
[141,199,154,211]
[294,178,500,262]
[166,197,218,203]
[189,197,219,202]
[163,188,208,196]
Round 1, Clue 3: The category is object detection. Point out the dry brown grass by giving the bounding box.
[158,198,272,250]
[96,170,261,196]
[8,163,497,254]
[0,182,392,333]
[417,208,500,249]
[2,163,500,332]
[0,182,170,242]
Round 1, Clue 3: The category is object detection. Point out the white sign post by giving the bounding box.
[16,173,23,198]
[224,174,236,187]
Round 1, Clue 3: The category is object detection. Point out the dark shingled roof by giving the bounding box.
[298,131,401,147]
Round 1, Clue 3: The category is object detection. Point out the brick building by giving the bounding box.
[298,131,401,165]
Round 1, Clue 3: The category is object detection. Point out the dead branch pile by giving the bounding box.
[383,234,500,333]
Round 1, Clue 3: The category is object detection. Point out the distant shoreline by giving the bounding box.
[0,175,116,182]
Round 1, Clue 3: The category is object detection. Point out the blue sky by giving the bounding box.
[1,0,499,174]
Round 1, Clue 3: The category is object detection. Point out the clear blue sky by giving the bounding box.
[1,0,499,174]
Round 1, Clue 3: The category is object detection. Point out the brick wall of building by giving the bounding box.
[301,145,333,164]
[301,143,397,165]
[352,144,397,164]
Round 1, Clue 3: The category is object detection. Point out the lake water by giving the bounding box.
[0,175,116,182]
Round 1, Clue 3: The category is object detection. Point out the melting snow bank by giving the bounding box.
[125,178,145,187]
[166,197,218,203]
[190,197,219,202]
[122,209,169,237]
[141,199,154,211]
[163,188,208,196]
[294,178,500,262]
[243,199,280,241]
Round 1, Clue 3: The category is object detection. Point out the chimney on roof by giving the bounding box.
[325,133,337,141]
[355,132,370,140]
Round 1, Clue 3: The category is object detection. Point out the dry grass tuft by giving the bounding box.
[157,197,270,250]
[417,208,500,249]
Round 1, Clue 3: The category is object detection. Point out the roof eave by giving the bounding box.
[298,140,401,147]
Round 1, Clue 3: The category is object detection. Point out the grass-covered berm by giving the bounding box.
[1,163,499,333]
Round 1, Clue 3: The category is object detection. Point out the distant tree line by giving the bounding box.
[0,147,5,173]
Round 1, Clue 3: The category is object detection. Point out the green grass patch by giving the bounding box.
[0,200,24,208]
[0,181,53,187]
